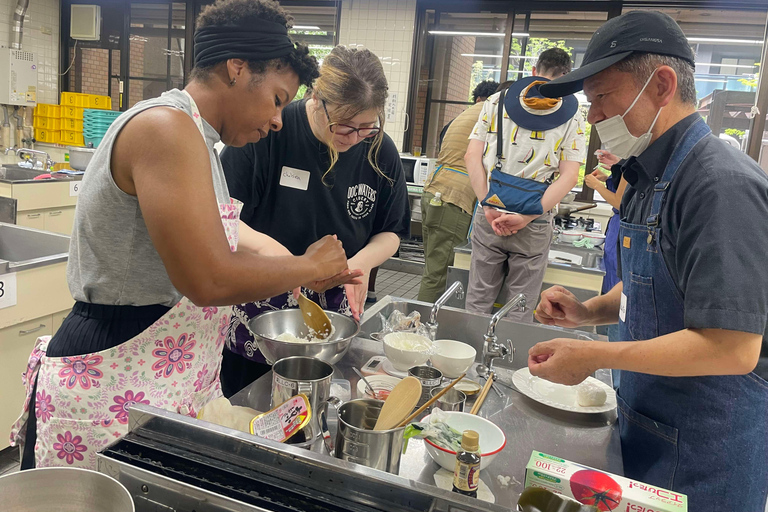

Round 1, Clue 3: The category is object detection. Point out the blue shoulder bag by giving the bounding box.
[481,90,551,215]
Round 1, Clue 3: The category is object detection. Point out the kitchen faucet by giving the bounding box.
[17,148,54,171]
[426,281,464,340]
[3,146,18,156]
[476,293,526,379]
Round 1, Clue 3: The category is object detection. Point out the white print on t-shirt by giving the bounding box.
[347,183,377,220]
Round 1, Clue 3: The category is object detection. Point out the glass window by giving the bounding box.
[623,7,768,153]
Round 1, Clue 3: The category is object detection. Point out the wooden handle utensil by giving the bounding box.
[469,372,494,415]
[297,293,332,339]
[396,373,466,428]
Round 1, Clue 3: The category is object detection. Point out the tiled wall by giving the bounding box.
[338,0,417,151]
[0,0,60,105]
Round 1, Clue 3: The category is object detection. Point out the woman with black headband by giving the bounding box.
[9,0,358,470]
[219,46,410,396]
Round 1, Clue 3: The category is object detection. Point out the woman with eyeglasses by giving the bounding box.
[219,46,410,396]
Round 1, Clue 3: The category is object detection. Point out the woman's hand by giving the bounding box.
[584,173,605,190]
[302,269,364,294]
[595,149,621,167]
[344,269,370,321]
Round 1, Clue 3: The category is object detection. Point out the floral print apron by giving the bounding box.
[10,92,243,469]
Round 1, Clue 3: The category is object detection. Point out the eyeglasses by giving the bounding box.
[321,100,381,138]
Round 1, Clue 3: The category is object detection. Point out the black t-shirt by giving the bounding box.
[221,99,411,258]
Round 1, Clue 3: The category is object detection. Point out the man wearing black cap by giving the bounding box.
[530,10,768,510]
[464,48,586,322]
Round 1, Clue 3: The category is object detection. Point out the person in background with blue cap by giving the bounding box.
[464,48,586,322]
[530,10,768,510]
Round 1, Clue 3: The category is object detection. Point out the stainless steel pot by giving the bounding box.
[272,356,334,439]
[248,309,359,365]
[334,398,405,474]
[0,467,135,512]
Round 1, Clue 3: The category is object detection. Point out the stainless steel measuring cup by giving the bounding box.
[271,356,333,440]
[334,398,405,474]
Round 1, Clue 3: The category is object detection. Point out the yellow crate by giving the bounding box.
[61,106,84,119]
[60,130,84,146]
[61,92,85,107]
[34,128,60,144]
[34,103,60,117]
[60,118,83,131]
[84,94,112,110]
[33,116,62,130]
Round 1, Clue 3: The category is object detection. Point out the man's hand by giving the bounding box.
[535,286,592,328]
[483,205,503,226]
[528,338,599,385]
[595,149,621,167]
[491,213,532,236]
[301,268,364,295]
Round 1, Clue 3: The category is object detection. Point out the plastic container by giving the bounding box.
[34,128,60,144]
[84,94,112,110]
[83,134,104,148]
[60,129,84,146]
[61,118,84,131]
[34,103,60,117]
[33,116,61,130]
[61,92,85,107]
[61,106,84,119]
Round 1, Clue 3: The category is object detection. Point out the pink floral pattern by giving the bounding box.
[109,390,150,425]
[151,333,196,377]
[58,354,104,390]
[8,199,240,469]
[53,431,87,465]
[35,390,55,423]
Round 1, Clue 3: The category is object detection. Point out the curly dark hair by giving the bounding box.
[472,80,499,102]
[191,0,319,87]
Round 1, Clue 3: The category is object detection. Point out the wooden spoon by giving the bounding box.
[296,293,332,339]
[373,376,422,431]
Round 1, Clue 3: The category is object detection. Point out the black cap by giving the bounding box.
[539,11,695,98]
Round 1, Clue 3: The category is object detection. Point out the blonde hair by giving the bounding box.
[311,46,389,183]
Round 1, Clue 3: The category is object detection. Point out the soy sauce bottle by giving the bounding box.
[452,430,481,498]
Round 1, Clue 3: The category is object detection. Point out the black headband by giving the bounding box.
[193,20,295,68]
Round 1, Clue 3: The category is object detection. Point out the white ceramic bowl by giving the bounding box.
[430,340,476,378]
[382,332,433,371]
[559,231,584,244]
[421,411,506,471]
[582,232,606,246]
[355,374,402,399]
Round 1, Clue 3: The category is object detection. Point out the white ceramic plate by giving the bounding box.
[512,368,616,414]
[381,358,409,378]
[355,374,402,399]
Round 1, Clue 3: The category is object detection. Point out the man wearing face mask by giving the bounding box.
[529,10,768,511]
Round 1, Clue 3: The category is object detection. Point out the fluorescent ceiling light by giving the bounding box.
[696,62,757,69]
[429,30,529,37]
[688,37,763,44]
[291,25,321,30]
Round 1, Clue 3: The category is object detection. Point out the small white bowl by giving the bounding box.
[421,411,506,471]
[559,231,584,244]
[582,232,606,246]
[355,374,402,399]
[430,340,476,378]
[382,332,433,372]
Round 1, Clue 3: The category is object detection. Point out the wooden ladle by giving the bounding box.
[373,376,422,431]
[296,293,333,339]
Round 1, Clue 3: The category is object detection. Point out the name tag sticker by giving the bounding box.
[279,166,310,191]
[622,236,631,249]
[619,292,627,323]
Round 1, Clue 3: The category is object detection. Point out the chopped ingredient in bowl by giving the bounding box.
[272,324,336,343]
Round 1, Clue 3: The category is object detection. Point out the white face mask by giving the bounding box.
[594,69,663,159]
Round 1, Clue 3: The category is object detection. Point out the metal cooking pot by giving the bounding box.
[247,309,359,365]
[334,398,405,474]
[0,467,135,512]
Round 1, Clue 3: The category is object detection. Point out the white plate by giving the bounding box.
[381,358,409,378]
[355,374,402,399]
[512,368,616,414]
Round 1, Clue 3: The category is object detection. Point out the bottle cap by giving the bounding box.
[435,192,442,198]
[461,430,479,452]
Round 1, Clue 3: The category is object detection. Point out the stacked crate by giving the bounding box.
[33,103,61,144]
[59,92,112,146]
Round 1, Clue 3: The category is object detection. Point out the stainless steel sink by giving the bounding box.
[550,241,603,268]
[0,165,80,183]
[0,222,70,273]
[360,296,601,376]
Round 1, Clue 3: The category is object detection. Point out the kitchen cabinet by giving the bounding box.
[16,207,75,235]
[0,315,53,450]
[17,211,45,230]
[0,176,80,235]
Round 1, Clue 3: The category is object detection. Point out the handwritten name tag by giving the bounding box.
[279,166,310,191]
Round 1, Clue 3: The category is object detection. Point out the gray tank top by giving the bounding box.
[67,89,230,307]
